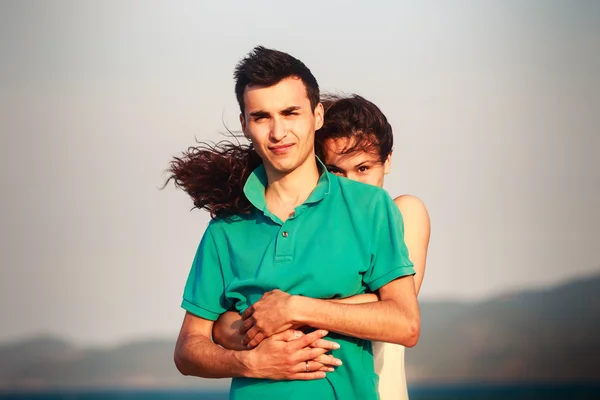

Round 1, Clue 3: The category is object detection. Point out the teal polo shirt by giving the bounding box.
[182,158,415,400]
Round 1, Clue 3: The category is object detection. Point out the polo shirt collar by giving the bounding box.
[243,156,331,213]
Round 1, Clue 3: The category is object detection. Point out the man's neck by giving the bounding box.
[263,156,320,222]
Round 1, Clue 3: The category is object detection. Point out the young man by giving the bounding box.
[211,94,431,400]
[172,46,420,400]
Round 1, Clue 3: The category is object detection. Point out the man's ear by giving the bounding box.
[314,103,324,131]
[240,113,247,137]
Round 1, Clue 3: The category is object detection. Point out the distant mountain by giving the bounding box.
[0,337,225,390]
[406,272,600,383]
[1,273,599,390]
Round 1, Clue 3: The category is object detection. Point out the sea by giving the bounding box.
[1,385,600,400]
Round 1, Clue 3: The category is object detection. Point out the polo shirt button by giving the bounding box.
[282,231,289,238]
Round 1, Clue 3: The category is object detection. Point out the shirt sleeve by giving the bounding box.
[363,190,415,292]
[181,223,230,321]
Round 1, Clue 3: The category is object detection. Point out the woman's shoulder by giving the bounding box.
[393,195,430,228]
[393,194,428,213]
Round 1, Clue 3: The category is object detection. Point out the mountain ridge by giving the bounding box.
[2,271,599,389]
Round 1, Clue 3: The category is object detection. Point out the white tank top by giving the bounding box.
[373,341,409,400]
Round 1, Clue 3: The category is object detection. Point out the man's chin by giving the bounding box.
[264,156,296,173]
[271,161,302,175]
[271,164,296,174]
[265,152,315,175]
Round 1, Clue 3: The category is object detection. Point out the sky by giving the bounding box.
[0,0,599,345]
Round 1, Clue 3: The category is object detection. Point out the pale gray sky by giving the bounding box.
[1,0,598,345]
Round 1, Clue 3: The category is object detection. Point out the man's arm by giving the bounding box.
[328,293,379,304]
[213,294,379,350]
[175,312,249,378]
[292,275,419,346]
[241,276,419,348]
[175,311,339,380]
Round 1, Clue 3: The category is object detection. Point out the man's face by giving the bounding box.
[322,137,391,188]
[240,77,323,175]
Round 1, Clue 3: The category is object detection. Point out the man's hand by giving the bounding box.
[244,329,342,380]
[241,289,299,347]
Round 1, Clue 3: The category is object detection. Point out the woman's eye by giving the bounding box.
[358,166,369,173]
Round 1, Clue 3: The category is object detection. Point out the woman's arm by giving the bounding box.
[213,311,248,350]
[329,293,379,304]
[243,277,419,348]
[213,293,379,350]
[394,195,430,295]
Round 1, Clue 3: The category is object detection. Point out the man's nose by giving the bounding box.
[270,117,286,141]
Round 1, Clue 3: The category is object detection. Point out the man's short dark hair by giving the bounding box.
[234,46,320,114]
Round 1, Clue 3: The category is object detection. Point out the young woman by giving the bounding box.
[315,94,430,399]
[170,94,430,399]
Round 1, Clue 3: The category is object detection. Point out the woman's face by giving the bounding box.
[321,137,391,188]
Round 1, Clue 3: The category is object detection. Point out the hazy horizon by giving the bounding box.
[1,1,598,345]
[2,268,599,348]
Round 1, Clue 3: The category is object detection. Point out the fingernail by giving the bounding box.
[332,343,340,349]
[320,330,328,336]
[317,372,326,378]
[335,359,342,366]
[327,367,335,372]
[294,331,302,338]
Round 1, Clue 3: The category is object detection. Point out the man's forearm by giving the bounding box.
[328,293,379,305]
[291,297,419,347]
[175,332,250,378]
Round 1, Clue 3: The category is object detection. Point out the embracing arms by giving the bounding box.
[241,275,419,348]
[394,195,430,295]
[174,311,341,380]
[212,293,380,350]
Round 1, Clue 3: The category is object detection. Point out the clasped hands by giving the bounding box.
[238,289,343,380]
[241,289,301,348]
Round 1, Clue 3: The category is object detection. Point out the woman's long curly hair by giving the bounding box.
[166,94,392,219]
[165,138,262,218]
